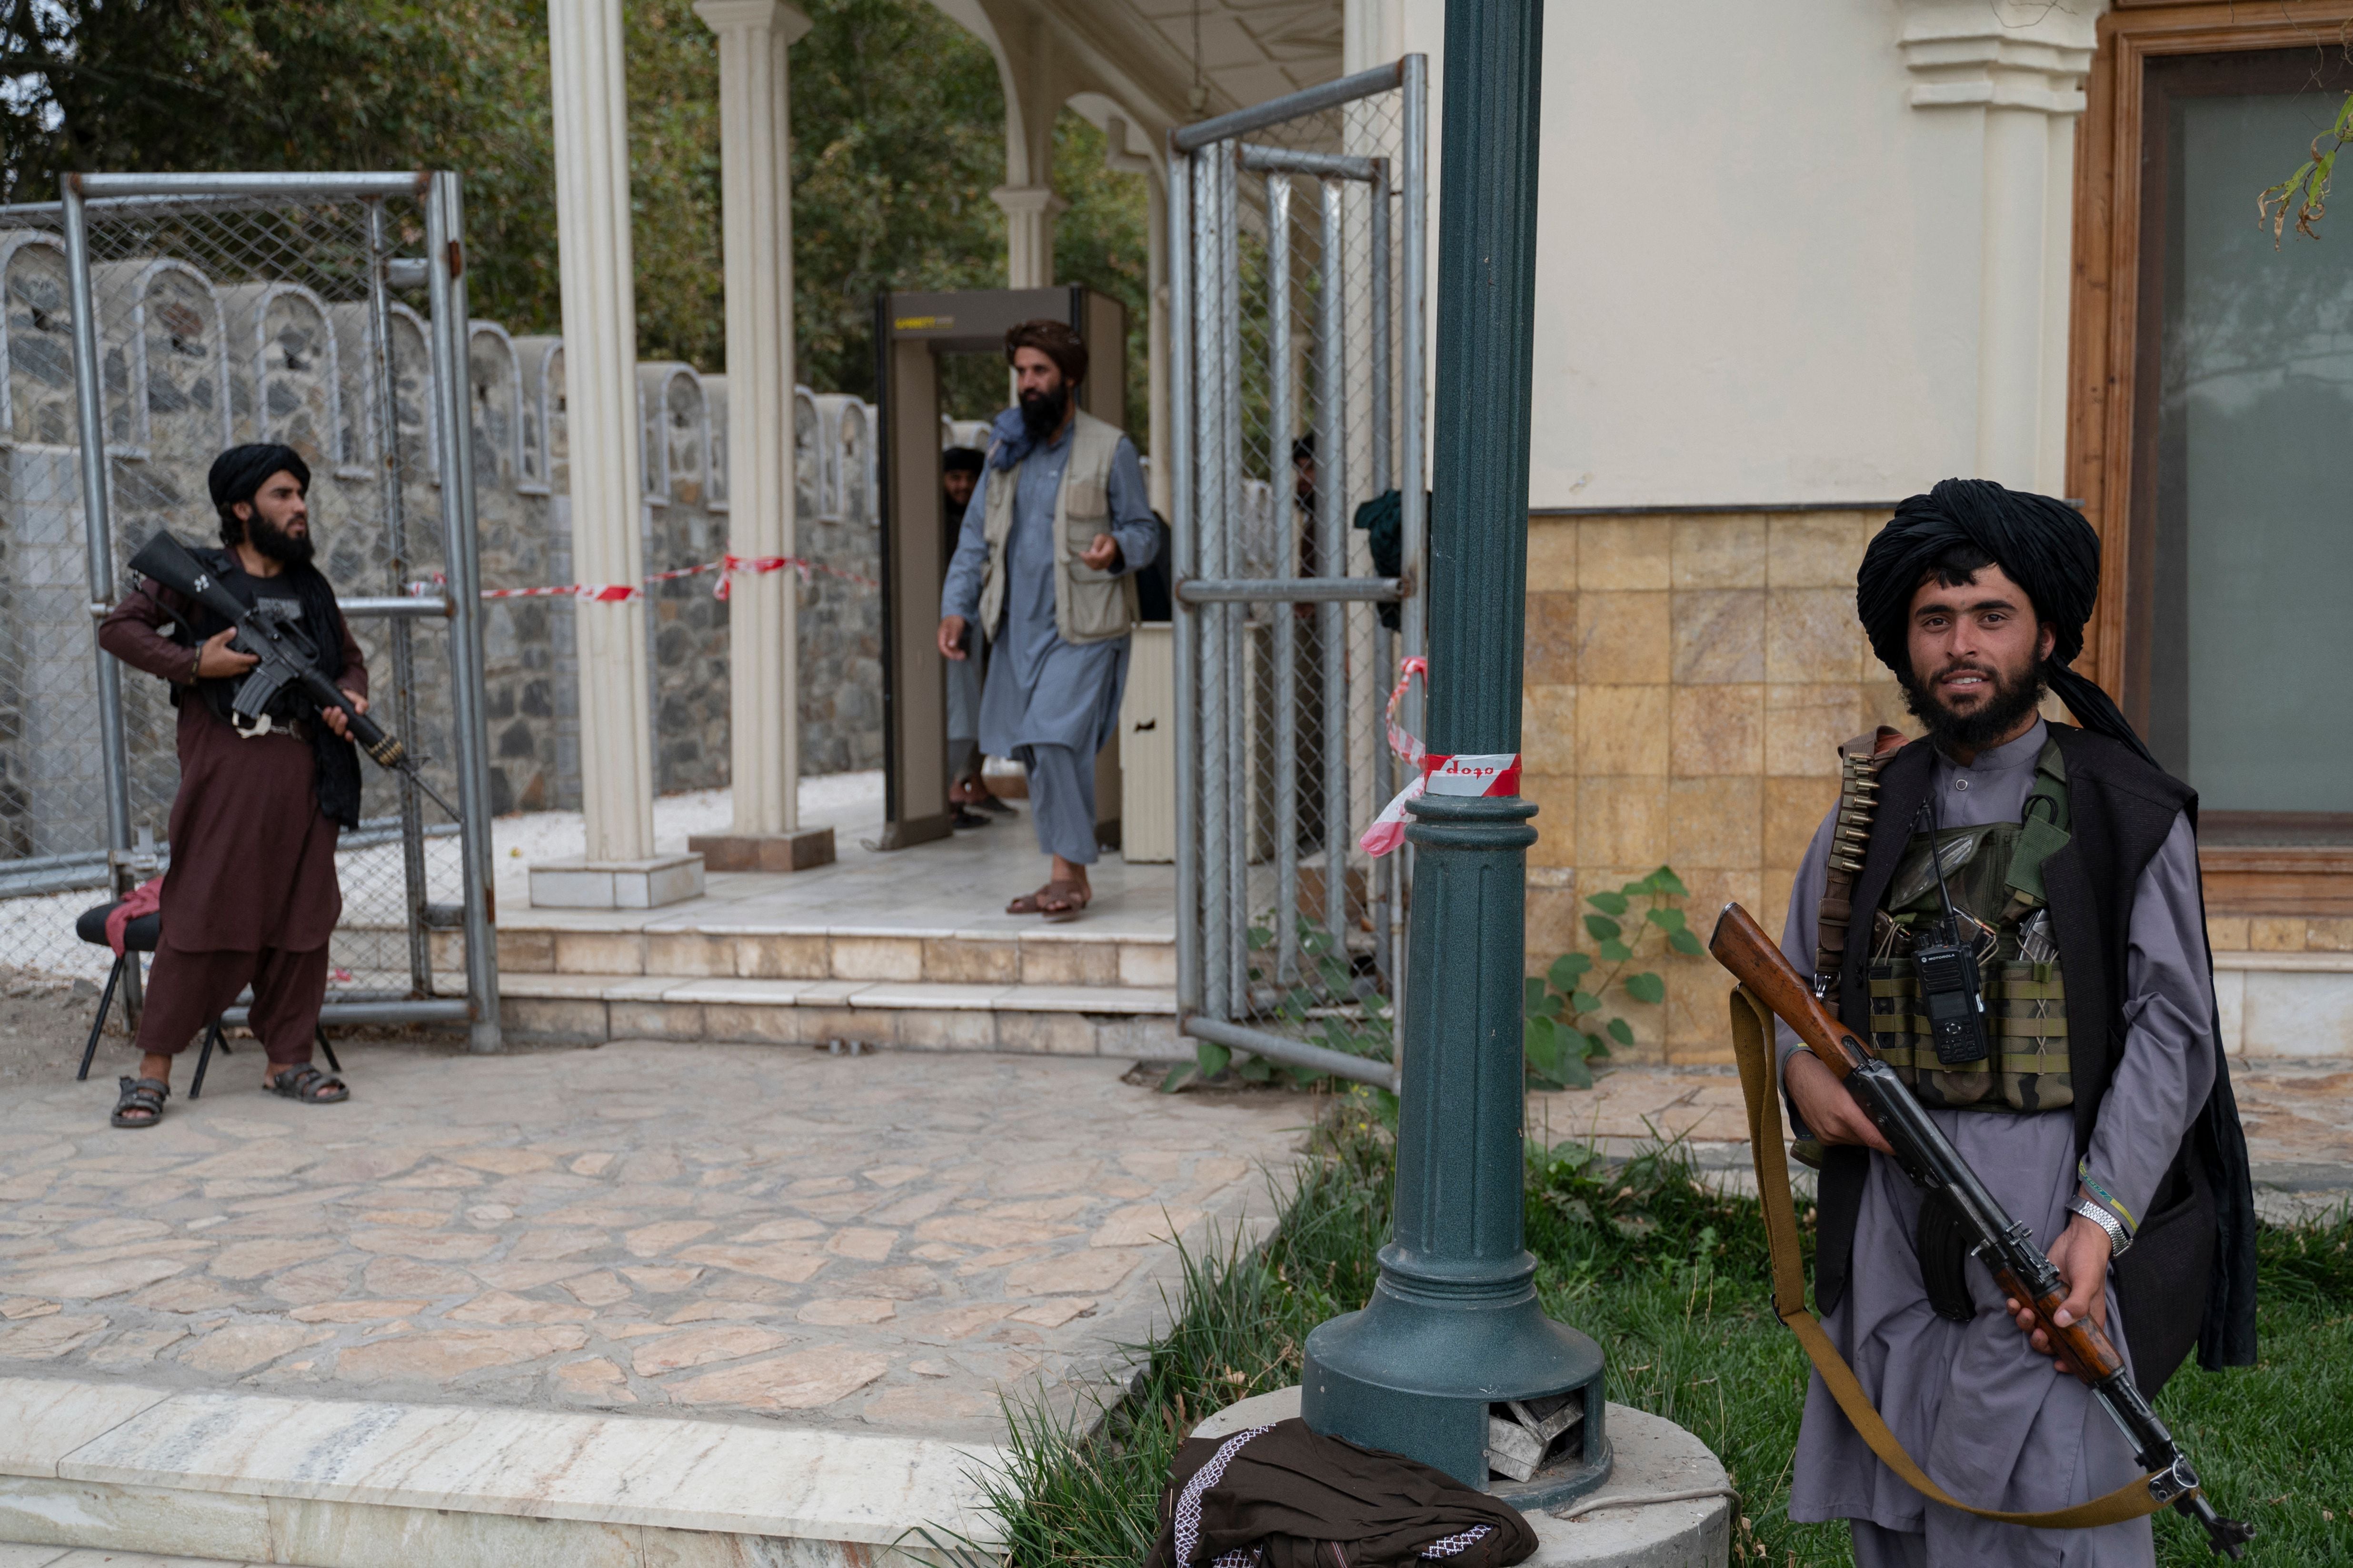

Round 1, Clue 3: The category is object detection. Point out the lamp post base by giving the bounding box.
[1302,1247,1614,1509]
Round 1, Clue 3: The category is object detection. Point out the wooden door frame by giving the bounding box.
[2067,0,2353,698]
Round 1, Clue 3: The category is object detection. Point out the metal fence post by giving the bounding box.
[1396,52,1430,1034]
[1370,159,1396,995]
[1192,148,1229,1023]
[1168,138,1201,1024]
[425,174,504,1053]
[1268,175,1300,989]
[365,198,434,1000]
[60,174,141,1017]
[1315,179,1348,954]
[1301,5,1612,1504]
[1233,150,1252,1020]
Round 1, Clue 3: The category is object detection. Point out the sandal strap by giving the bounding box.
[269,1066,344,1101]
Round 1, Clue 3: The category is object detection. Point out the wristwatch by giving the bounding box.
[2067,1196,2132,1259]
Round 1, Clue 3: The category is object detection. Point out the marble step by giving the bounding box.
[498,971,1180,1055]
[335,922,1178,993]
[0,1376,994,1568]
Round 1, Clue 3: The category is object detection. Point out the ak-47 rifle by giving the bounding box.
[126,530,458,819]
[1709,901,2253,1558]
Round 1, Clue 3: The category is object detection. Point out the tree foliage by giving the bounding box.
[0,0,1151,437]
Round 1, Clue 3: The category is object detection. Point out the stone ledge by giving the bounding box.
[2213,950,2353,973]
[528,854,707,911]
[0,1375,998,1561]
[499,972,1177,1014]
[686,827,837,874]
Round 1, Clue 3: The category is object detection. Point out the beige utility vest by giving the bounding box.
[977,409,1138,646]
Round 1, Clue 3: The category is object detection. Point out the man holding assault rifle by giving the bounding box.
[97,444,384,1127]
[1711,480,2257,1565]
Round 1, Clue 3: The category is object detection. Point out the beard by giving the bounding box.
[248,511,315,567]
[1018,384,1068,440]
[1902,653,2048,753]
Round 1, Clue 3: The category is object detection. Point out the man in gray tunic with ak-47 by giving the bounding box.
[938,319,1159,922]
[1775,480,2257,1567]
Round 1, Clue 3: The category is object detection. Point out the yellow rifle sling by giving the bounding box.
[1727,984,2174,1531]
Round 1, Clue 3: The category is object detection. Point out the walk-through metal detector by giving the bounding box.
[869,286,1129,851]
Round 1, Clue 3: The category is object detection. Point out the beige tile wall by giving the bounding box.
[1519,509,1905,1065]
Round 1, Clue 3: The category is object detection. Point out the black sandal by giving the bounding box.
[112,1075,169,1129]
[266,1065,349,1104]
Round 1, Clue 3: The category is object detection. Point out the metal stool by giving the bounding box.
[73,902,338,1098]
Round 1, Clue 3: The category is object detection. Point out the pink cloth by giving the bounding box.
[105,876,164,957]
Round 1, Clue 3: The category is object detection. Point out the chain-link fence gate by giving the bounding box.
[0,172,499,1052]
[1171,60,1427,1090]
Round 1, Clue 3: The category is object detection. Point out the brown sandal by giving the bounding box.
[1039,881,1091,923]
[1006,883,1057,915]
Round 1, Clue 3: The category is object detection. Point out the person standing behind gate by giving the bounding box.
[939,445,999,826]
[937,320,1158,922]
[95,444,361,1127]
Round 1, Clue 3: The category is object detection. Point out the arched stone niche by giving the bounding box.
[468,322,523,489]
[541,343,568,495]
[219,281,345,469]
[793,384,820,524]
[636,362,707,507]
[512,336,563,495]
[386,303,436,484]
[0,231,77,449]
[834,398,872,527]
[700,374,728,513]
[325,304,383,476]
[85,257,236,465]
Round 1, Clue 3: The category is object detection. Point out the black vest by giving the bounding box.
[1815,726,2257,1393]
[167,547,364,831]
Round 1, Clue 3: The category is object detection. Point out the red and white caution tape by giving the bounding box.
[409,554,876,604]
[1358,656,1522,857]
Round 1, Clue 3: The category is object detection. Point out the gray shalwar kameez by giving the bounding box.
[939,423,1159,864]
[1775,720,2214,1568]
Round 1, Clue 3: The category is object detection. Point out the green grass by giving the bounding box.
[957,1098,2353,1567]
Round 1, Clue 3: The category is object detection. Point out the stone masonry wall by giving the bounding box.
[1518,509,1907,1067]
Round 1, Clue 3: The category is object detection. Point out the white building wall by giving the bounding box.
[1375,0,2099,509]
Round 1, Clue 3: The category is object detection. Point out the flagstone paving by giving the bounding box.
[0,1041,1312,1441]
[1531,1059,2353,1218]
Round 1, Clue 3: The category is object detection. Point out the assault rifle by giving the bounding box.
[1709,902,2252,1558]
[125,530,458,819]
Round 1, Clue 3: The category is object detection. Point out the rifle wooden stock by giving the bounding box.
[1707,901,1865,1079]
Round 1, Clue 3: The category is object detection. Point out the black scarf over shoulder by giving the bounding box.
[169,546,364,830]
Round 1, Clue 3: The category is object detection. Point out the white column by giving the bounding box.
[1106,117,1170,516]
[992,185,1067,288]
[1899,0,2104,492]
[536,0,702,908]
[990,18,1064,289]
[689,0,834,873]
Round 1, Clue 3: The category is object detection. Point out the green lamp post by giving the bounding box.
[1299,0,1613,1508]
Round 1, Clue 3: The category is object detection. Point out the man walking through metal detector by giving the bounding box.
[937,320,1158,922]
[95,444,363,1126]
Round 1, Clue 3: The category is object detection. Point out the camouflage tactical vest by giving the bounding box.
[1864,736,2073,1113]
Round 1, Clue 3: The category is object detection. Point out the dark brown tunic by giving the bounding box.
[99,576,366,955]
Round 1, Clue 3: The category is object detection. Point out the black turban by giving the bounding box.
[942,446,985,476]
[1856,477,2154,765]
[208,443,310,509]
